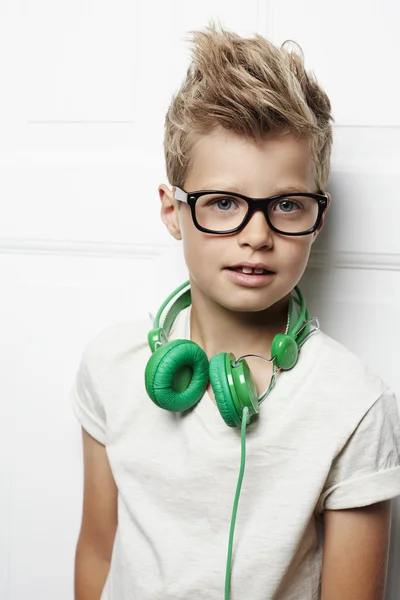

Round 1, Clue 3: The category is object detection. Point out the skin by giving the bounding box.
[159,125,331,392]
[320,501,392,600]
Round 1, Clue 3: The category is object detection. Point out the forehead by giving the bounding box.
[185,126,315,193]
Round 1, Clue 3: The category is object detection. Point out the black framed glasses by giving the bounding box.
[173,186,329,236]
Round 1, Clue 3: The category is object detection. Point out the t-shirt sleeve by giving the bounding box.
[69,340,107,445]
[317,389,400,512]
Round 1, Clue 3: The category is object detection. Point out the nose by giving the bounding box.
[236,208,274,249]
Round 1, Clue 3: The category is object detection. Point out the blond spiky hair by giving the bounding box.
[163,21,334,192]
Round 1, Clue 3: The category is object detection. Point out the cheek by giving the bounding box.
[282,239,313,270]
[180,208,221,262]
[182,232,219,265]
[181,230,226,280]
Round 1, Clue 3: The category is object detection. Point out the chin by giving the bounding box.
[215,291,279,313]
[232,301,277,313]
[219,279,295,312]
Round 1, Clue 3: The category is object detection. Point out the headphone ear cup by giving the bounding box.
[271,333,299,370]
[145,340,209,411]
[209,353,242,427]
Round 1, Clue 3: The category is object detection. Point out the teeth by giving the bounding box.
[238,267,267,274]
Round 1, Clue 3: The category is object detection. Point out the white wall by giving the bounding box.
[1,1,399,598]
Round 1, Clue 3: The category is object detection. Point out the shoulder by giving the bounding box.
[296,328,395,432]
[309,328,390,396]
[70,313,155,443]
[285,329,400,487]
[81,312,153,372]
[78,303,191,389]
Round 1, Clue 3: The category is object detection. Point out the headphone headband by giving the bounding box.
[148,281,311,352]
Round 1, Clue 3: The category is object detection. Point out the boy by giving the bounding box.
[71,22,400,600]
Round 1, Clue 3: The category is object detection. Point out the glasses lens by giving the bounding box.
[195,194,248,231]
[194,193,319,234]
[269,195,319,234]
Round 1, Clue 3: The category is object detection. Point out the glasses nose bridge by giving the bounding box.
[241,196,274,234]
[245,196,272,224]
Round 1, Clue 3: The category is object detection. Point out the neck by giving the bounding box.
[189,280,291,361]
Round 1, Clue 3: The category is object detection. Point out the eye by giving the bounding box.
[214,197,236,210]
[273,199,302,213]
[203,196,240,211]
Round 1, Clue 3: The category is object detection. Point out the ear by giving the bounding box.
[158,184,182,241]
[312,192,331,241]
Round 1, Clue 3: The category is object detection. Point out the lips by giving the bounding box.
[224,267,276,287]
[228,267,272,275]
[227,263,276,274]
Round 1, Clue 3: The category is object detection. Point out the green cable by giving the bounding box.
[224,406,249,600]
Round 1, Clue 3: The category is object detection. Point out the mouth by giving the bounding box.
[226,266,276,275]
[224,266,276,288]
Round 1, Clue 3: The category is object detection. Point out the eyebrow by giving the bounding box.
[200,183,312,195]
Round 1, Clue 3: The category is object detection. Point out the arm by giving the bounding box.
[320,500,392,600]
[74,427,118,600]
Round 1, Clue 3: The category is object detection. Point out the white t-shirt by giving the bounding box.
[70,304,400,600]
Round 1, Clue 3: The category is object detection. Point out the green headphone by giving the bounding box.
[145,280,315,427]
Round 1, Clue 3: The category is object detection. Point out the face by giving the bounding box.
[159,126,331,314]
